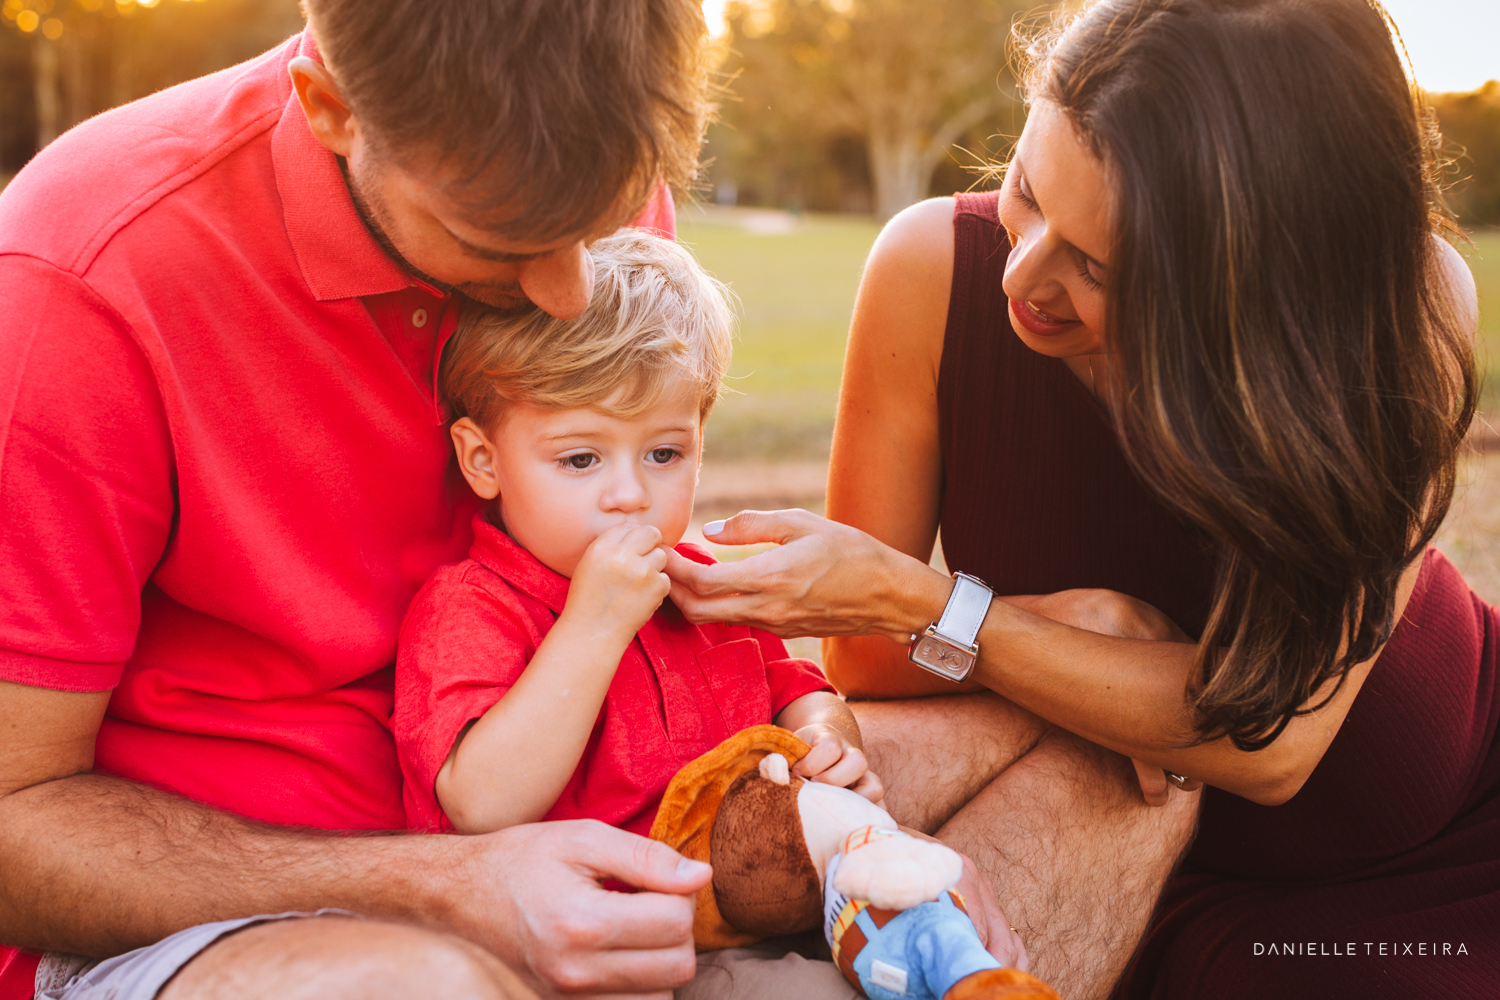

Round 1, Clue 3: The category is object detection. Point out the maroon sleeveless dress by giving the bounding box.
[939,191,1500,998]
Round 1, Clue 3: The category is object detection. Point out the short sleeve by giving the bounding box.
[752,629,835,717]
[0,255,175,691]
[392,565,540,831]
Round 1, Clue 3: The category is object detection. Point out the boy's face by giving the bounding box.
[452,387,703,579]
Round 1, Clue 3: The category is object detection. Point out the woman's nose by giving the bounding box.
[1002,223,1065,303]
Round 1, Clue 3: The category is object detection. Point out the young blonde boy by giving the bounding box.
[393,231,880,839]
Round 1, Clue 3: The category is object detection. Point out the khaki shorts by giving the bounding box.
[34,916,854,1000]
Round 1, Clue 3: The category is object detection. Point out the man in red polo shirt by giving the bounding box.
[0,1,714,997]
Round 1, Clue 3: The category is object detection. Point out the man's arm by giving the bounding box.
[0,679,709,994]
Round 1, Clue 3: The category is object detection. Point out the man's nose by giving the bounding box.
[518,241,594,320]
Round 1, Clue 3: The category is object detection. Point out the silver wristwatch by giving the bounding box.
[908,571,994,683]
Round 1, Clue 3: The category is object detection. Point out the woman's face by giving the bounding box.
[998,99,1113,358]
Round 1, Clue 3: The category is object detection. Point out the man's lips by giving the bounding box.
[1009,298,1081,338]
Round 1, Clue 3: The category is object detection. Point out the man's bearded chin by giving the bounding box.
[343,157,537,315]
[454,281,536,314]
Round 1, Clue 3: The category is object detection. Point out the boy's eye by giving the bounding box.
[562,454,597,470]
[648,448,680,464]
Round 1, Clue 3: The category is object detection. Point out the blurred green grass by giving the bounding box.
[678,210,881,460]
[1464,230,1500,409]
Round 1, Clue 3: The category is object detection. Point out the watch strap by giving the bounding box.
[934,572,992,648]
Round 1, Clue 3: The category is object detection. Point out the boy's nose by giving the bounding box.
[600,467,651,513]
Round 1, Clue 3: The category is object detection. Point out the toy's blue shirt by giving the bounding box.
[824,840,1002,999]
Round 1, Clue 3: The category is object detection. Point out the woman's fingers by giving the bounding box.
[1132,758,1170,807]
[701,508,816,547]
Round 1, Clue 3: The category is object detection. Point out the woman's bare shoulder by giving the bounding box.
[851,197,957,366]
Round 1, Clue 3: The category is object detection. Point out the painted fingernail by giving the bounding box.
[677,857,711,880]
[703,520,726,536]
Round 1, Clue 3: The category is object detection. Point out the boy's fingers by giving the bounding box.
[791,731,840,777]
[851,769,884,804]
[624,523,664,554]
[810,748,869,790]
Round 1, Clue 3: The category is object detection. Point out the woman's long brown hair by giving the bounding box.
[1024,0,1475,751]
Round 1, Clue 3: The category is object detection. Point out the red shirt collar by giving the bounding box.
[467,514,714,615]
[270,31,423,302]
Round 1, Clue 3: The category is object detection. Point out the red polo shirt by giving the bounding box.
[0,29,673,992]
[395,516,832,836]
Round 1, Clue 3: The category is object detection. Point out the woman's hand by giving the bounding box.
[665,509,948,644]
[1004,589,1203,805]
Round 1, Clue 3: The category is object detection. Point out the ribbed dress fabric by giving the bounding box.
[938,191,1500,998]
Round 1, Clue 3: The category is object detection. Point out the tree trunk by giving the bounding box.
[868,127,930,222]
[34,38,60,149]
[866,96,996,222]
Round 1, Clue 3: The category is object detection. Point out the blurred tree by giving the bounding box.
[1,0,303,173]
[713,0,1029,219]
[1432,81,1500,228]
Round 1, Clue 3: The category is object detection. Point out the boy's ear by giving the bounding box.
[451,417,501,500]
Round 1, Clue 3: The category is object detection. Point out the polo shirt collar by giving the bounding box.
[271,30,418,302]
[469,514,572,614]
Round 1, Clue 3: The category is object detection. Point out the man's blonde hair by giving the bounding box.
[440,231,734,431]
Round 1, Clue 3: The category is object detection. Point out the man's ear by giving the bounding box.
[451,417,502,500]
[288,55,357,158]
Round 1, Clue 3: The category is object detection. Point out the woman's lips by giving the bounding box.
[1009,298,1081,338]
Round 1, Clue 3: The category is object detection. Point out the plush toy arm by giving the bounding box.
[832,834,964,910]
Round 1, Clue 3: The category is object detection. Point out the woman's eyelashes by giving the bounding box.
[1075,253,1105,291]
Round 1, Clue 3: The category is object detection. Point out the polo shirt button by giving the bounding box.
[412,308,428,328]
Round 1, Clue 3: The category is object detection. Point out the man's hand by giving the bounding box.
[900,828,1028,973]
[563,524,672,642]
[467,820,710,998]
[792,724,884,804]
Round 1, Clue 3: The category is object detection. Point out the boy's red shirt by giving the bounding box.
[395,515,834,837]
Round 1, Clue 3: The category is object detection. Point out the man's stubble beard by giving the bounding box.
[341,155,538,316]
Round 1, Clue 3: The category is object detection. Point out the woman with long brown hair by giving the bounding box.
[667,0,1497,995]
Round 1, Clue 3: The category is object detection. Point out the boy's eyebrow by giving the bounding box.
[538,422,699,442]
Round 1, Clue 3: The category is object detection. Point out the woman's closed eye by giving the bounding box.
[1075,252,1104,291]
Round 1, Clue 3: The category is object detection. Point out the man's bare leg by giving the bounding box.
[159,917,538,1000]
[854,693,1199,1000]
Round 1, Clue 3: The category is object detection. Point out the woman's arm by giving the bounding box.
[822,197,978,699]
[669,512,1421,805]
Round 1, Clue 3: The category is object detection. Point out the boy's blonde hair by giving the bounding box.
[440,231,734,431]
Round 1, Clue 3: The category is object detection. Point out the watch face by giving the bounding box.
[912,637,974,680]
